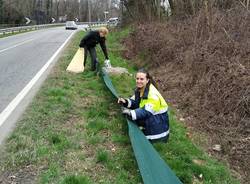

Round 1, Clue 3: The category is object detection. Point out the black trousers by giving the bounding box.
[84,46,98,71]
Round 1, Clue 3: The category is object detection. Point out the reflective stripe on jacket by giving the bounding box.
[127,83,169,140]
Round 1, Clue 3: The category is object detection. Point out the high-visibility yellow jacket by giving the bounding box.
[126,83,169,141]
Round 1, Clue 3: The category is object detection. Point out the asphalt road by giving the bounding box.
[0,26,77,144]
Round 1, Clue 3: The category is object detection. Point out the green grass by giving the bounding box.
[96,149,109,163]
[61,175,91,184]
[0,27,239,184]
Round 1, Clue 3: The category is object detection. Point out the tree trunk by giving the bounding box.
[0,0,3,24]
[168,0,174,12]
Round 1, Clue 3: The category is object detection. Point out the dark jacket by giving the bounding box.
[79,30,109,59]
[125,83,169,141]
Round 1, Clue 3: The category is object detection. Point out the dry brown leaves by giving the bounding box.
[123,5,250,183]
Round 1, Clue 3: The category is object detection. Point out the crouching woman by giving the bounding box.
[118,69,170,143]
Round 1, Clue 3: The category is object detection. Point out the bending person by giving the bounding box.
[79,27,110,71]
[118,69,170,143]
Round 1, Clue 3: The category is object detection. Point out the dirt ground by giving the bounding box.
[122,5,250,184]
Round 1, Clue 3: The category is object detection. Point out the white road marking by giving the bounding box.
[0,31,75,127]
[0,39,34,53]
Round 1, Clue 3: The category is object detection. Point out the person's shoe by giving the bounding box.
[90,67,96,71]
[95,62,99,72]
[91,61,96,71]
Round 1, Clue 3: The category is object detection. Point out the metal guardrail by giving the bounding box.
[0,23,65,35]
[78,22,108,28]
[0,22,112,35]
[78,21,107,25]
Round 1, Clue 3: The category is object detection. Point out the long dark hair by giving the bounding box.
[137,68,158,89]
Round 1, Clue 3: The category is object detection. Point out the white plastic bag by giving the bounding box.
[104,59,112,68]
[66,48,84,73]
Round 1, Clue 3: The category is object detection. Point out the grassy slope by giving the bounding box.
[0,28,239,184]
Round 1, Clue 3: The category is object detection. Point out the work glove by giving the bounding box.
[118,97,126,104]
[104,59,111,68]
[121,107,131,116]
[118,98,128,107]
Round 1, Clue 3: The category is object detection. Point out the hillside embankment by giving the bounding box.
[123,5,250,183]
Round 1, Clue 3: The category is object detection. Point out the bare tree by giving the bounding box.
[121,0,167,22]
[0,0,4,24]
[0,0,120,25]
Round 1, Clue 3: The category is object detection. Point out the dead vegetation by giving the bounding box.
[123,4,250,183]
